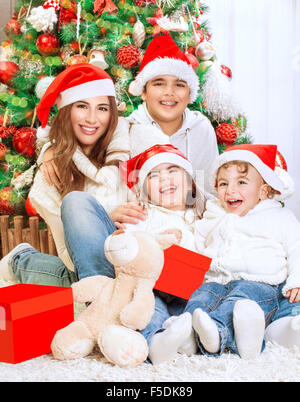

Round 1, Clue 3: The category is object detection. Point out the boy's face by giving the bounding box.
[141,75,191,135]
[144,163,190,211]
[216,163,269,216]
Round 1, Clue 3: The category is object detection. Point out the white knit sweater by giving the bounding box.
[194,198,300,296]
[125,203,197,252]
[29,117,135,271]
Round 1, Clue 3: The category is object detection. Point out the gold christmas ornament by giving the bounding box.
[132,19,146,48]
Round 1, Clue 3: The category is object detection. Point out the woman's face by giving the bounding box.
[70,95,111,155]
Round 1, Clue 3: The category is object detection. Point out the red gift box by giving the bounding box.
[0,284,74,364]
[154,245,212,300]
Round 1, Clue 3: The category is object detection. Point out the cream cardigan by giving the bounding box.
[194,198,300,296]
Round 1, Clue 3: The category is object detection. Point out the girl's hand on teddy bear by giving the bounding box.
[109,202,148,226]
[162,229,182,244]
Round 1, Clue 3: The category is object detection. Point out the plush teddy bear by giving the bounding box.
[50,230,177,367]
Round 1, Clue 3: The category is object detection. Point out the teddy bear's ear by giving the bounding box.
[154,233,178,250]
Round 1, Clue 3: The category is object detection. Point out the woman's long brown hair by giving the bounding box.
[48,96,119,198]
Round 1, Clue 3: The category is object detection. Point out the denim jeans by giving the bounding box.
[10,191,117,286]
[270,282,300,322]
[11,245,77,286]
[140,291,187,346]
[61,191,117,279]
[184,280,280,357]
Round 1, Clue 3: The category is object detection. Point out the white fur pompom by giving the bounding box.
[202,63,242,122]
[27,6,58,32]
[35,76,55,99]
[274,166,295,201]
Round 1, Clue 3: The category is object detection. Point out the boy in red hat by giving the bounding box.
[173,144,300,360]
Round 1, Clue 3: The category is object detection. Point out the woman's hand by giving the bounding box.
[109,202,147,229]
[41,147,61,189]
[286,288,300,303]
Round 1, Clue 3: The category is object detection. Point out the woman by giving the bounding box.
[0,63,135,285]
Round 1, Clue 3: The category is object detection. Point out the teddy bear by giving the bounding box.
[50,230,177,367]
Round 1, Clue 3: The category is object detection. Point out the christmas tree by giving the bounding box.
[0,0,249,217]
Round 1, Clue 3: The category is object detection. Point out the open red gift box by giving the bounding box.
[0,284,73,364]
[154,245,212,300]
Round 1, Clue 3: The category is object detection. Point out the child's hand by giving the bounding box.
[163,229,182,244]
[286,288,300,303]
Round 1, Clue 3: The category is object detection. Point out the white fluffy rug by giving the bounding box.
[1,280,300,382]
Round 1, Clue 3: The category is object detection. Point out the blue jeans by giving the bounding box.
[61,191,117,279]
[140,291,187,346]
[184,280,280,356]
[11,245,77,286]
[11,192,117,286]
[270,282,300,321]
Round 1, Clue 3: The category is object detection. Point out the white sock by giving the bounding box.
[233,299,265,359]
[192,308,220,354]
[265,315,300,349]
[163,314,197,356]
[149,312,194,364]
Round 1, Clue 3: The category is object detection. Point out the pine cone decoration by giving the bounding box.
[215,123,238,145]
[116,45,141,69]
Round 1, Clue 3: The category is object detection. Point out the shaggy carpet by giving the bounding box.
[1,280,300,382]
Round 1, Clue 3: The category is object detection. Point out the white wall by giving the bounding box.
[206,0,300,218]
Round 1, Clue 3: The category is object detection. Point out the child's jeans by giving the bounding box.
[185,280,280,356]
[140,291,187,346]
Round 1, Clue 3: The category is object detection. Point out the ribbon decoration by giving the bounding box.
[93,0,118,17]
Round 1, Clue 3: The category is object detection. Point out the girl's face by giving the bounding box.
[141,75,191,135]
[145,163,190,210]
[70,95,111,155]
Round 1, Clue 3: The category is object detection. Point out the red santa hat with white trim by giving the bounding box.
[37,63,116,128]
[210,144,294,201]
[119,144,193,193]
[128,34,199,103]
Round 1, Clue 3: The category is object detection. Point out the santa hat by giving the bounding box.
[37,63,116,128]
[119,144,193,193]
[128,35,199,103]
[210,144,294,201]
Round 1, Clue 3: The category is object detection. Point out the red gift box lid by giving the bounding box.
[155,245,212,299]
[0,284,73,321]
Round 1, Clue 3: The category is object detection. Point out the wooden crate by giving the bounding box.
[0,215,57,258]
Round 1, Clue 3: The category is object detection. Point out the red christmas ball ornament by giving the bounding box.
[220,64,232,79]
[25,197,41,218]
[5,17,21,35]
[0,61,19,85]
[116,44,141,69]
[67,54,88,65]
[0,143,8,160]
[0,186,15,215]
[275,150,287,171]
[0,125,17,140]
[13,127,37,157]
[215,123,239,145]
[36,33,60,56]
[185,53,199,70]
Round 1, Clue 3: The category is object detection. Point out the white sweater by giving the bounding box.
[29,118,135,271]
[125,203,197,252]
[194,198,300,296]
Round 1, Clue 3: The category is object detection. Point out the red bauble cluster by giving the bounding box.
[215,123,239,145]
[36,33,60,56]
[0,186,15,215]
[0,61,19,85]
[134,0,156,6]
[25,197,40,218]
[116,45,141,69]
[0,125,17,140]
[13,127,37,157]
[5,17,21,35]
